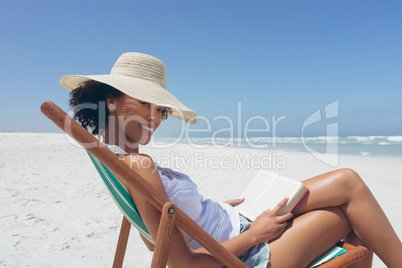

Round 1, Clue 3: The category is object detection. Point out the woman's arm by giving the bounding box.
[121,154,291,268]
[195,197,293,256]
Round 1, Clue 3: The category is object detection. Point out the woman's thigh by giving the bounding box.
[268,207,351,268]
[292,168,364,216]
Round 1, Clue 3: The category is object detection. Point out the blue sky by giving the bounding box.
[1,0,401,137]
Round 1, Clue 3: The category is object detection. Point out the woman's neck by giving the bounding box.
[104,127,139,154]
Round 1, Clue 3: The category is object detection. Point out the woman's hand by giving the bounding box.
[224,197,245,207]
[248,197,293,244]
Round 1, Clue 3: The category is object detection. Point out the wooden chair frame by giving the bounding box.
[318,241,368,268]
[41,101,369,268]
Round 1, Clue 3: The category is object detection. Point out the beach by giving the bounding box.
[1,132,401,267]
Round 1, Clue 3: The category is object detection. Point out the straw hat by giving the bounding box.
[60,52,197,124]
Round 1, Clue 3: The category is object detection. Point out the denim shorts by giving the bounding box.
[224,214,270,268]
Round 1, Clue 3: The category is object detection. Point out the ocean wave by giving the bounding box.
[379,142,391,145]
[344,136,402,145]
[157,135,402,145]
[387,136,402,142]
[154,135,402,156]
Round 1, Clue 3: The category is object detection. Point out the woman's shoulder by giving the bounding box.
[122,153,156,173]
[103,142,189,180]
[103,143,154,169]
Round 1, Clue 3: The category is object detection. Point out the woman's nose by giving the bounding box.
[147,106,158,122]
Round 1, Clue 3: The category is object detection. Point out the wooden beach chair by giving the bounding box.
[87,153,368,268]
[41,101,369,268]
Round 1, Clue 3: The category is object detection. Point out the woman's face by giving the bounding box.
[107,94,165,146]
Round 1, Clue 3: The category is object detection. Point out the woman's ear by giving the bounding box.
[106,97,116,111]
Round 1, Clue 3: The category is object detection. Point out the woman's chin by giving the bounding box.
[138,136,152,146]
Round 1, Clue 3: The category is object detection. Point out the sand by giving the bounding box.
[1,133,401,267]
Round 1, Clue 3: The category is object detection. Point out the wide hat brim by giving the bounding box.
[60,74,197,124]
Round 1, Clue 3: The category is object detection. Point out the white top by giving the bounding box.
[105,144,240,250]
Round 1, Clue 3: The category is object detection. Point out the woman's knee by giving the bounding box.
[333,168,367,196]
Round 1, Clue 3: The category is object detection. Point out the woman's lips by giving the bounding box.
[140,124,154,134]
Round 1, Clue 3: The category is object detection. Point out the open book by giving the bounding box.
[236,169,309,221]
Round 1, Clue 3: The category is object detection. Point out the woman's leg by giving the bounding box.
[343,231,373,268]
[268,207,351,268]
[293,168,402,267]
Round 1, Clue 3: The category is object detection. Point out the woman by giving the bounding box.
[63,52,402,267]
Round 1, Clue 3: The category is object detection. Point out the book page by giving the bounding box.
[247,175,302,219]
[236,170,279,217]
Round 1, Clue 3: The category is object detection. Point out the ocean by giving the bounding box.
[153,136,402,157]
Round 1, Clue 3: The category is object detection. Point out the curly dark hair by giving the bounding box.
[69,80,169,134]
